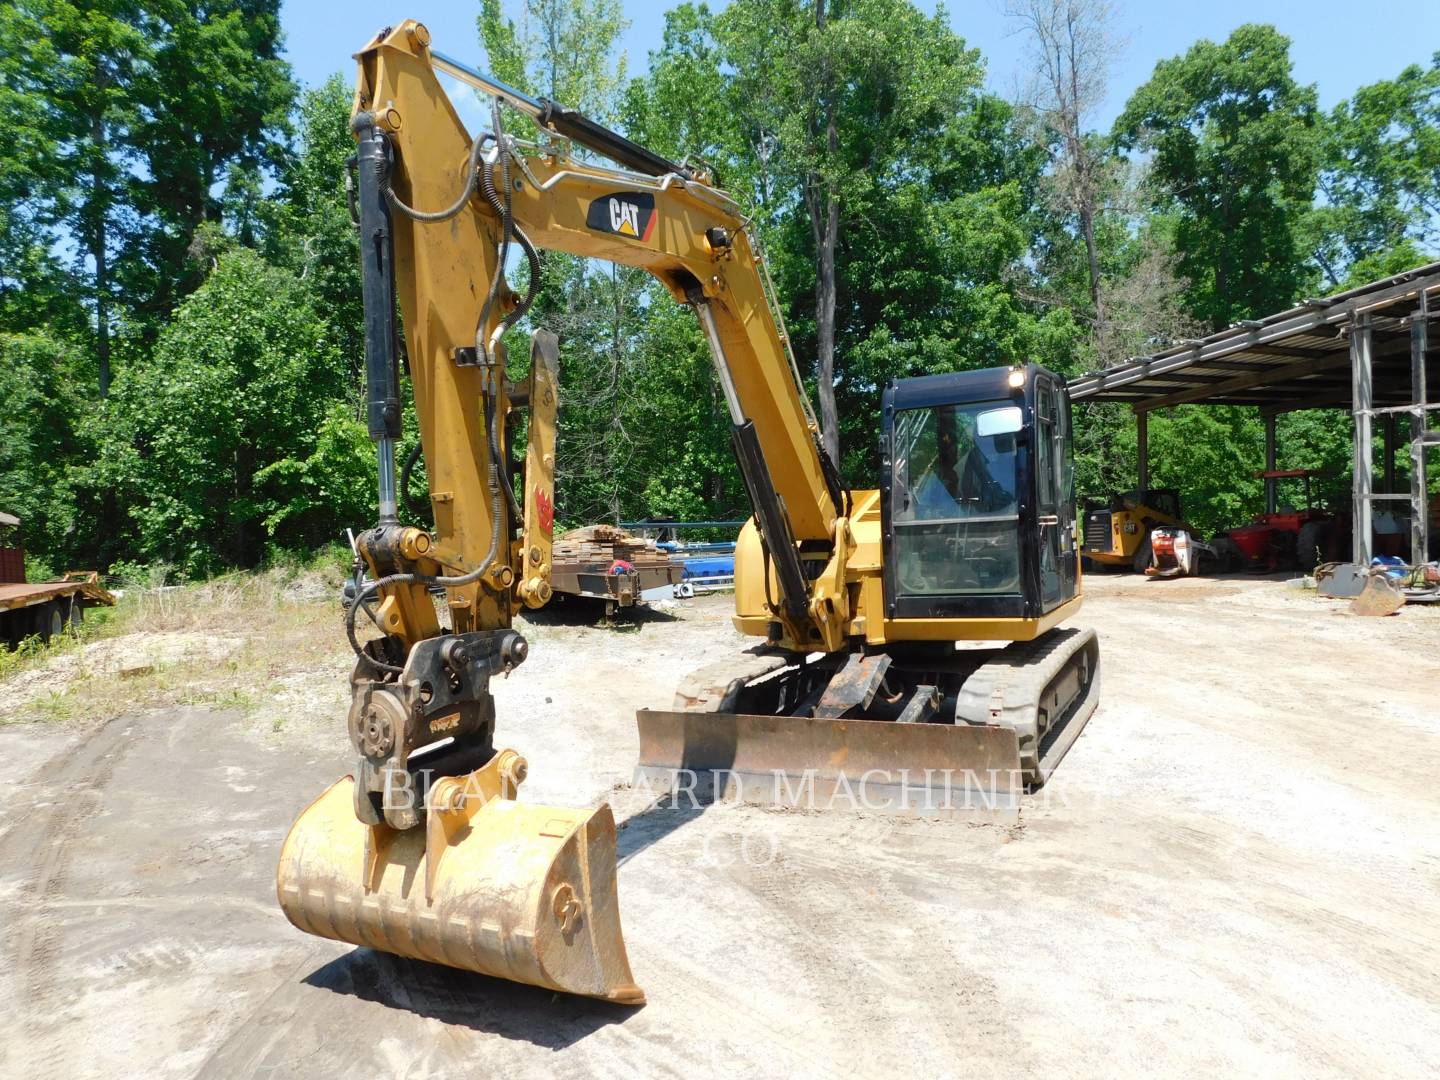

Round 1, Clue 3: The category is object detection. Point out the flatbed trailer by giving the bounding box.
[0,512,115,647]
[0,572,115,646]
[549,525,682,611]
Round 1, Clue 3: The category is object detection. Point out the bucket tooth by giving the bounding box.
[363,823,395,893]
[277,752,643,1005]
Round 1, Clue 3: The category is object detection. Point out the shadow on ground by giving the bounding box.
[302,947,638,1048]
[615,787,724,866]
[519,597,681,629]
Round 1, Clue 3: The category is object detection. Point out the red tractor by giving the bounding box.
[1216,470,1346,572]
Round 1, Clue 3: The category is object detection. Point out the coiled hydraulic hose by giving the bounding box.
[347,388,506,676]
[382,132,490,223]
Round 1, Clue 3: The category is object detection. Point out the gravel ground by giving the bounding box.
[0,576,1436,1078]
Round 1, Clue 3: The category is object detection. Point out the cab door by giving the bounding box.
[1034,376,1077,609]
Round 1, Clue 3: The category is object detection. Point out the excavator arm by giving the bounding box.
[278,20,849,1005]
[351,21,843,651]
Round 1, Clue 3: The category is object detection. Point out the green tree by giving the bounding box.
[0,0,294,394]
[716,0,987,463]
[620,3,742,183]
[1138,406,1264,536]
[0,6,88,338]
[266,75,362,379]
[124,0,295,326]
[479,0,629,119]
[627,2,1079,489]
[628,295,747,520]
[480,0,651,525]
[1114,24,1320,329]
[0,333,90,558]
[1310,55,1440,286]
[477,0,529,91]
[92,250,351,574]
[1,0,148,392]
[1007,0,1124,344]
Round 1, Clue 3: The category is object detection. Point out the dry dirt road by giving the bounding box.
[1,576,1437,1078]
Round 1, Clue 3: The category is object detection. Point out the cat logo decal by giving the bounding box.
[586,191,657,241]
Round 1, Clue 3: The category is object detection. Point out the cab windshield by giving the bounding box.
[891,401,1021,595]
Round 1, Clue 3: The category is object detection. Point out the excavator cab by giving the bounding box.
[882,366,1077,618]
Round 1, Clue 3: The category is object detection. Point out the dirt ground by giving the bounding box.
[1,575,1437,1078]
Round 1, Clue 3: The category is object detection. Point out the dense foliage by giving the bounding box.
[1,1,1435,573]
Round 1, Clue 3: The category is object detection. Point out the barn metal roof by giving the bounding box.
[1067,262,1440,413]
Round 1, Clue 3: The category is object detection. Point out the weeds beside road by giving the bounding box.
[0,554,354,731]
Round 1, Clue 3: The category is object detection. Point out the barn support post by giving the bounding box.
[1382,414,1398,494]
[1350,314,1374,565]
[1264,414,1278,514]
[1411,290,1430,565]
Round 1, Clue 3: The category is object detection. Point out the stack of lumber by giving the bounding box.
[550,525,681,605]
[553,525,675,572]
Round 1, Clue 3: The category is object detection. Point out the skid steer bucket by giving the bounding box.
[635,710,1025,819]
[276,749,643,1005]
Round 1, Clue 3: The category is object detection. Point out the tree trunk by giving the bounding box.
[91,107,111,397]
[1079,195,1103,341]
[809,0,840,465]
[814,190,840,465]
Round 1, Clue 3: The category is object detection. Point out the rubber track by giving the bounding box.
[953,626,1101,786]
[672,648,792,712]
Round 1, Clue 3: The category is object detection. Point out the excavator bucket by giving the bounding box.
[276,750,643,1005]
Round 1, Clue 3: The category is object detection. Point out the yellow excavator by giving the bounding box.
[276,22,1100,1006]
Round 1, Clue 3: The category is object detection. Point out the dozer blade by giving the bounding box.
[636,627,1100,820]
[635,710,1024,819]
[276,751,643,1005]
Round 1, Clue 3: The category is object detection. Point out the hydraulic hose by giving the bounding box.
[478,157,543,355]
[475,151,541,529]
[472,102,513,367]
[473,95,541,526]
[382,133,490,223]
[400,441,428,518]
[348,393,505,676]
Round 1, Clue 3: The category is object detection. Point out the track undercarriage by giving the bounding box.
[637,626,1100,817]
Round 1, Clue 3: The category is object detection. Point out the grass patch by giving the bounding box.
[0,553,357,729]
